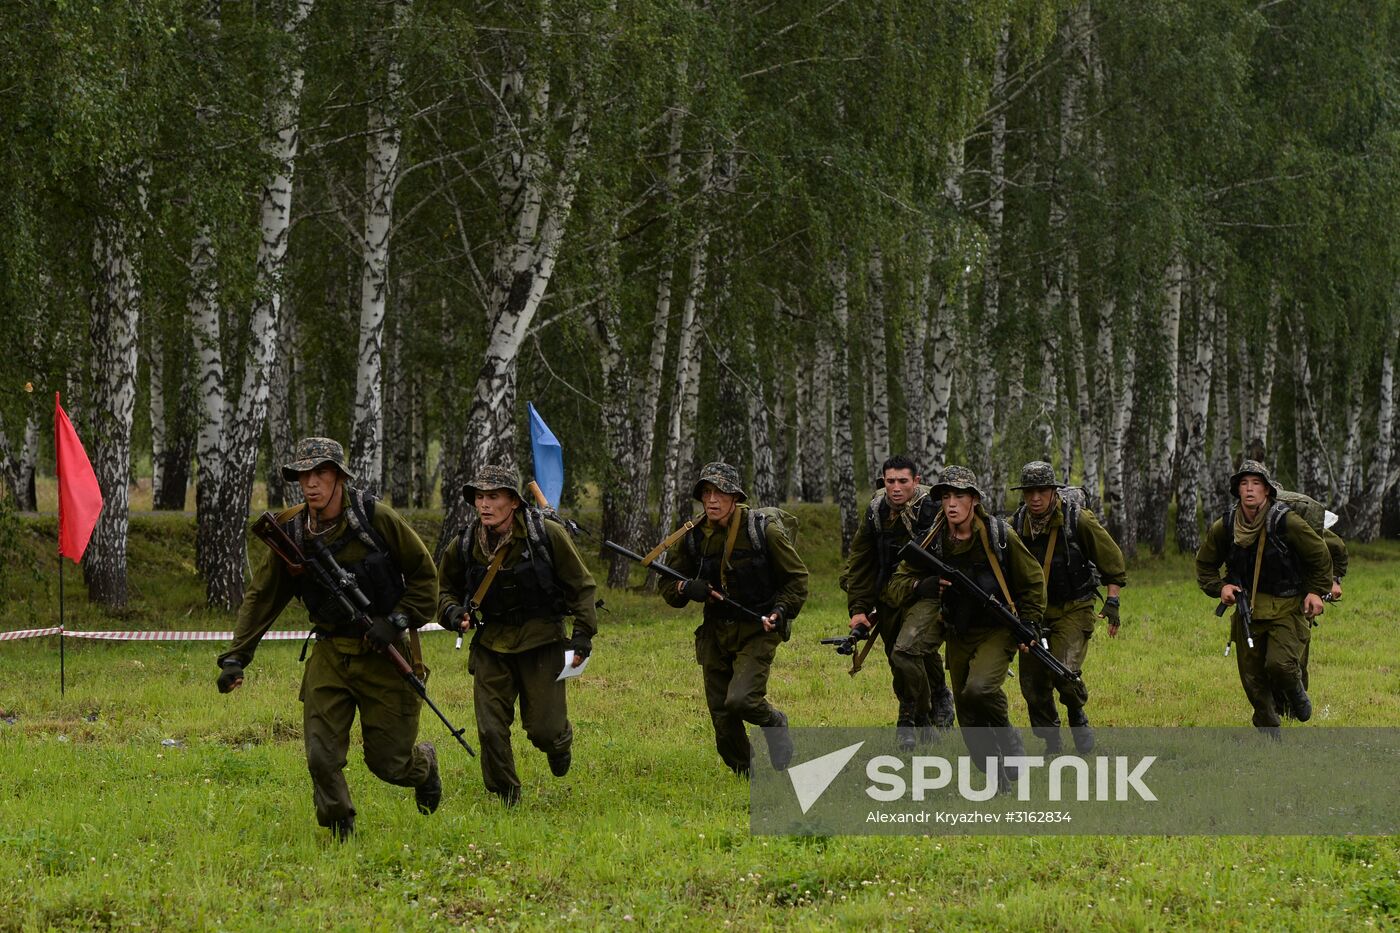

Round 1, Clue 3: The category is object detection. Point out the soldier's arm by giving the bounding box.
[1006,529,1045,625]
[436,533,471,627]
[1284,512,1333,597]
[545,520,598,638]
[765,523,809,620]
[660,534,699,608]
[217,544,296,669]
[1324,529,1348,579]
[843,510,879,615]
[1195,519,1228,598]
[1078,508,1127,588]
[373,502,438,628]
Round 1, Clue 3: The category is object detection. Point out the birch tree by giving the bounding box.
[348,0,410,490]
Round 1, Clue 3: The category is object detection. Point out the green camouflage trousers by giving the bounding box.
[884,598,948,724]
[1233,608,1307,729]
[695,619,784,772]
[1019,599,1095,733]
[469,640,573,798]
[300,636,431,827]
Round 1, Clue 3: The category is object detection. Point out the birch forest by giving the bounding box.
[2,0,1398,606]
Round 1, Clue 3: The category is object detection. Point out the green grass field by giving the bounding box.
[2,503,1399,931]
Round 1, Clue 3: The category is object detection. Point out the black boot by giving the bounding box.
[1033,724,1063,756]
[931,686,956,732]
[1066,706,1095,753]
[548,751,572,777]
[914,714,937,746]
[414,742,442,814]
[764,710,794,771]
[1286,682,1313,722]
[993,726,1026,793]
[330,814,355,842]
[896,717,917,752]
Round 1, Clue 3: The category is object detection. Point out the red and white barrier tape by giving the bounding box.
[0,623,448,643]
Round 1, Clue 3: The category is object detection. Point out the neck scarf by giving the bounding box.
[1233,503,1267,549]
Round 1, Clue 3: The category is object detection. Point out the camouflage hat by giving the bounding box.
[692,461,747,502]
[463,464,522,501]
[281,436,354,482]
[1228,459,1282,498]
[1011,460,1065,490]
[930,465,985,500]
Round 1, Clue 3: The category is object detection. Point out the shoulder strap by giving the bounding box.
[458,519,479,566]
[1064,498,1081,541]
[1010,503,1027,536]
[644,519,697,565]
[345,489,388,553]
[978,516,1018,615]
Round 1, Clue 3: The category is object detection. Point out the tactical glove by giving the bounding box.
[440,604,467,633]
[568,631,593,660]
[915,576,942,600]
[768,607,792,642]
[366,612,409,650]
[216,660,244,694]
[1100,596,1121,628]
[680,578,712,603]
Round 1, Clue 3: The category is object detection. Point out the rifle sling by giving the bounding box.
[720,514,743,590]
[850,614,881,675]
[977,519,1019,616]
[470,546,510,609]
[1040,527,1059,590]
[641,520,696,566]
[1250,520,1266,606]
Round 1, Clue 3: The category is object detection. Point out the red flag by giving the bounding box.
[54,392,103,563]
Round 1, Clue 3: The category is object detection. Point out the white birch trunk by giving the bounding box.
[905,234,932,467]
[84,163,148,606]
[349,0,409,490]
[201,0,314,609]
[1144,258,1183,556]
[831,257,858,554]
[1291,306,1332,496]
[1354,313,1396,540]
[864,248,890,484]
[656,198,712,537]
[1209,319,1235,517]
[1240,296,1278,461]
[149,327,167,506]
[976,23,1011,509]
[1338,367,1363,508]
[1102,299,1136,553]
[441,30,594,543]
[1175,275,1214,553]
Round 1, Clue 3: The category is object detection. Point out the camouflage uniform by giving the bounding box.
[217,438,440,837]
[661,462,808,775]
[840,484,953,743]
[1195,461,1332,730]
[1010,461,1127,753]
[437,465,598,805]
[886,467,1045,770]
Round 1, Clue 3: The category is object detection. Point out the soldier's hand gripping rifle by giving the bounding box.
[898,540,1084,689]
[252,512,476,757]
[820,609,881,676]
[602,539,775,627]
[1216,584,1255,657]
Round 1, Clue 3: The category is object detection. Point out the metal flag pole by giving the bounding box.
[59,555,65,696]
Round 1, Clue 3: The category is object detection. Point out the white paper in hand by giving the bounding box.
[557,650,590,681]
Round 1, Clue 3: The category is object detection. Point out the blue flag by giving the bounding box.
[528,401,564,508]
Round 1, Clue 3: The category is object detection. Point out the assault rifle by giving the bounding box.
[1216,583,1255,657]
[897,540,1084,690]
[603,539,773,627]
[252,512,476,757]
[820,609,881,676]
